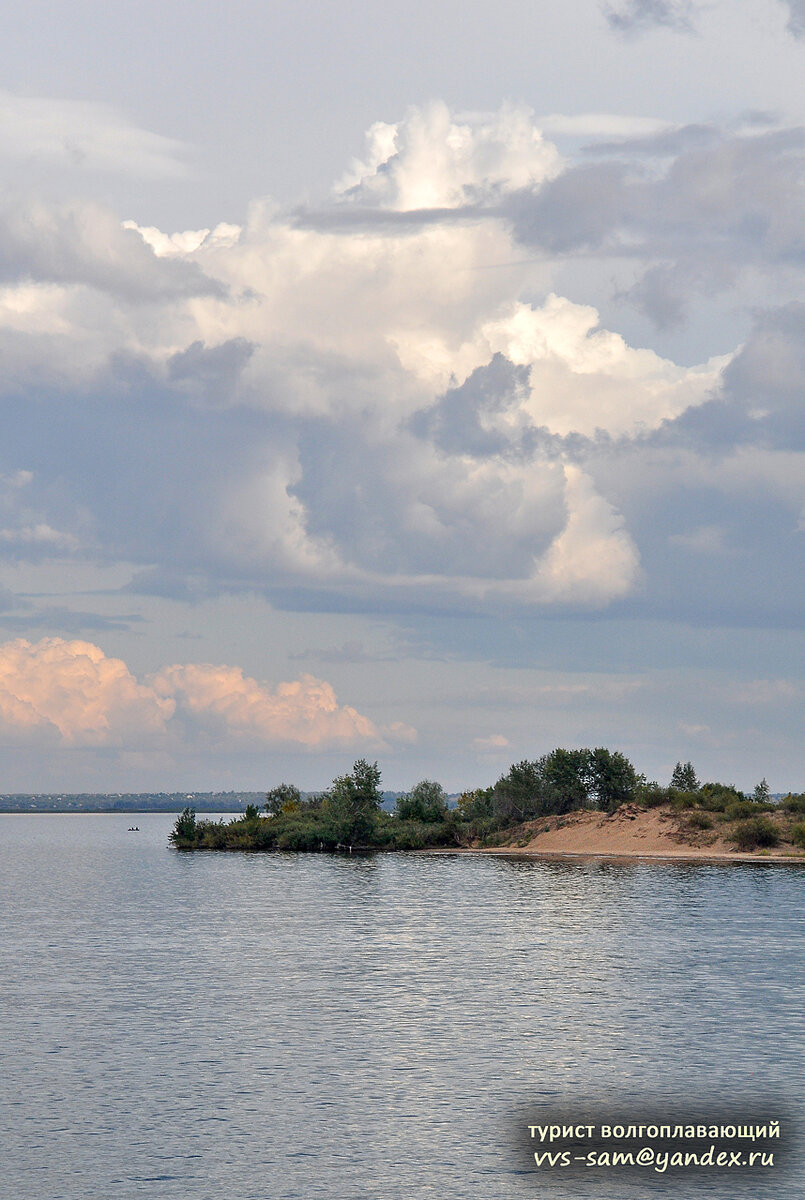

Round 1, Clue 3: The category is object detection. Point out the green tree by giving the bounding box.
[542,748,591,810]
[753,778,771,804]
[455,788,494,821]
[265,782,303,816]
[170,806,197,846]
[491,758,559,821]
[671,761,699,790]
[396,779,449,822]
[323,759,382,845]
[588,747,638,812]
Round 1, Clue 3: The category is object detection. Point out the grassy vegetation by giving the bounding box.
[169,755,805,855]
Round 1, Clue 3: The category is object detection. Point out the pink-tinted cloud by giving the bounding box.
[0,637,389,751]
[151,662,383,749]
[0,636,173,745]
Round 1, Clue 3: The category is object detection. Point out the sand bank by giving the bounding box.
[432,804,805,864]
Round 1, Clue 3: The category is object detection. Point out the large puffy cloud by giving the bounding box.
[335,101,562,210]
[0,99,797,626]
[151,663,386,749]
[0,637,173,745]
[0,637,389,751]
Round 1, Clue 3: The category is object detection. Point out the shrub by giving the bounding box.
[699,782,745,811]
[730,817,780,852]
[638,784,672,808]
[687,811,713,830]
[790,823,805,850]
[698,792,727,812]
[725,799,763,821]
[671,792,698,810]
[275,824,323,851]
[782,793,805,815]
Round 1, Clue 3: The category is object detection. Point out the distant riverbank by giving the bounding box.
[0,791,263,814]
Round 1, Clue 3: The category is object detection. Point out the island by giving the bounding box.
[170,752,805,862]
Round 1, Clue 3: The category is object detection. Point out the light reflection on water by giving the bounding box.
[1,814,802,1199]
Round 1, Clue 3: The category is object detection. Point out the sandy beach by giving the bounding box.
[435,804,805,864]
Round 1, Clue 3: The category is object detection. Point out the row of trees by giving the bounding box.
[171,749,798,852]
[173,746,639,851]
[457,747,638,826]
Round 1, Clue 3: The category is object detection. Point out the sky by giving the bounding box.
[0,0,804,794]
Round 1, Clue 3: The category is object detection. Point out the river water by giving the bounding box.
[1,812,802,1199]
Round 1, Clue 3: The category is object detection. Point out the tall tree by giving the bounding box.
[324,759,382,844]
[753,778,771,804]
[671,761,699,790]
[542,748,592,810]
[492,759,558,821]
[588,747,638,812]
[396,780,448,822]
[265,782,302,816]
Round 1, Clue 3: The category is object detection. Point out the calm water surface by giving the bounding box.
[1,813,803,1199]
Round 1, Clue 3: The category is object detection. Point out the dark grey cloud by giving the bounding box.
[291,204,482,233]
[0,346,283,583]
[507,127,805,326]
[291,416,566,580]
[585,123,722,158]
[560,305,805,628]
[0,199,224,301]
[784,0,805,36]
[644,303,805,451]
[168,338,256,407]
[409,354,534,458]
[289,639,397,664]
[0,606,146,634]
[603,0,697,34]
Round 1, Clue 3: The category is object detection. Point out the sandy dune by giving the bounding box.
[469,804,805,862]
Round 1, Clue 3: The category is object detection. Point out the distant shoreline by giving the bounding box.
[0,792,263,814]
[0,807,247,815]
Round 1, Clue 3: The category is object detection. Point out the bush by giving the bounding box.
[275,824,324,851]
[782,793,805,815]
[670,790,698,810]
[686,811,713,830]
[725,799,765,821]
[699,782,745,811]
[698,792,727,812]
[791,823,805,850]
[730,817,780,852]
[638,784,672,808]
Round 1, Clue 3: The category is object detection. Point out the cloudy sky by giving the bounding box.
[1,0,804,793]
